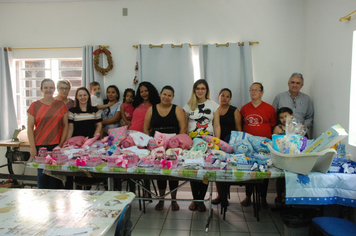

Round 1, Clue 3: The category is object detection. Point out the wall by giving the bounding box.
[304,0,356,153]
[0,0,307,175]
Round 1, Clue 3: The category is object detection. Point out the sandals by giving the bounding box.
[155,201,164,211]
[240,196,252,207]
[144,192,152,203]
[197,203,206,212]
[171,201,180,211]
[212,198,221,205]
[189,202,197,211]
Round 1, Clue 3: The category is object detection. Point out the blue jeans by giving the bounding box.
[36,144,64,189]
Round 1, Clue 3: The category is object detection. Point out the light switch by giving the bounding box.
[123,8,128,16]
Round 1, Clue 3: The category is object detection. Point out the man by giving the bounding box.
[272,72,313,130]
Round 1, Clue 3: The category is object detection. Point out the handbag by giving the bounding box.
[6,148,30,162]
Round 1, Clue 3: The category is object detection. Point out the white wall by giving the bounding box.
[3,0,356,173]
[304,0,356,153]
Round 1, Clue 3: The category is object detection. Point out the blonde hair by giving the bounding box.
[187,79,210,111]
[57,79,72,89]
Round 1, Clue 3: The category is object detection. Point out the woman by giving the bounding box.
[129,81,160,132]
[240,82,277,208]
[143,85,186,211]
[102,85,122,135]
[67,87,102,139]
[27,78,68,189]
[183,79,220,212]
[55,80,74,110]
[212,88,242,205]
[66,87,103,189]
[127,81,160,195]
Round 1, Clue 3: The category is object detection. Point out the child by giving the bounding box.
[89,82,113,111]
[120,88,135,126]
[273,107,293,207]
[273,107,293,135]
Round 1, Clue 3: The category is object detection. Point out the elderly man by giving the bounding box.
[272,72,313,130]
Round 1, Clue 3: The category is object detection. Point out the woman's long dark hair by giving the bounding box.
[133,81,160,108]
[73,87,96,113]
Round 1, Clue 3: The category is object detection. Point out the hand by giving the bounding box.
[108,101,115,107]
[30,147,37,157]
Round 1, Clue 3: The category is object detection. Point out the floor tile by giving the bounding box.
[190,230,220,236]
[219,220,249,232]
[191,219,220,232]
[160,229,190,236]
[163,219,191,230]
[166,209,193,220]
[220,232,250,236]
[131,228,161,236]
[247,221,279,233]
[134,217,165,229]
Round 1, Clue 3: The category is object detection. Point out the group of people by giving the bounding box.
[27,72,313,211]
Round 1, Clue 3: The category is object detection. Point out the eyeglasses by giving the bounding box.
[195,87,206,91]
[58,87,70,91]
[249,89,261,92]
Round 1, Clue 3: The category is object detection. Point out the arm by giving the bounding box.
[96,102,113,110]
[183,110,189,134]
[273,125,282,135]
[143,107,152,135]
[303,98,314,129]
[58,112,68,147]
[213,109,221,139]
[102,111,121,125]
[120,103,131,126]
[234,109,242,131]
[176,106,187,134]
[94,121,102,136]
[66,123,74,140]
[27,113,37,157]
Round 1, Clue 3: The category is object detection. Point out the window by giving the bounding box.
[14,59,82,126]
[349,30,356,146]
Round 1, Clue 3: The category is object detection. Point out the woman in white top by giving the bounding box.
[183,79,220,212]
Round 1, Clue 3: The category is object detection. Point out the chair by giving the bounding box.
[115,204,132,236]
[312,217,356,236]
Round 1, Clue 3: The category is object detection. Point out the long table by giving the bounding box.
[0,188,135,235]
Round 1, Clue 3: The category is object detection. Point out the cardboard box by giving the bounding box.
[302,124,348,153]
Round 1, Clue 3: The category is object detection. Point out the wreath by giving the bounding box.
[93,47,113,76]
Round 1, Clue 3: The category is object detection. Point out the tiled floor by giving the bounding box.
[113,183,285,236]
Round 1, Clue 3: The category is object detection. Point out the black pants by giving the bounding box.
[246,179,269,199]
[190,181,208,200]
[157,180,178,191]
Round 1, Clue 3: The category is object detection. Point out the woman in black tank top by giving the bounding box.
[143,85,186,211]
[213,88,242,205]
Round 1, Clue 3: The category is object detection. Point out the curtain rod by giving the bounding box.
[6,46,82,51]
[132,41,259,49]
[340,10,356,21]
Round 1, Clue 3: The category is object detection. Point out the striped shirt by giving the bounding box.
[68,107,102,138]
[27,100,68,146]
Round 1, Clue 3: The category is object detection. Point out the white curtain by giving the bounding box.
[0,48,18,139]
[82,45,104,96]
[136,44,195,107]
[200,42,254,109]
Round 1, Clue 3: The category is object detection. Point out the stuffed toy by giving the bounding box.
[119,136,135,149]
[63,136,86,148]
[108,126,127,145]
[81,133,101,148]
[201,135,234,153]
[229,132,253,155]
[191,138,208,153]
[207,137,219,150]
[248,136,271,153]
[101,135,114,147]
[147,132,167,150]
[167,134,193,150]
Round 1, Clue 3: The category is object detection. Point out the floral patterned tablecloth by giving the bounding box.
[0,188,135,236]
[27,162,284,182]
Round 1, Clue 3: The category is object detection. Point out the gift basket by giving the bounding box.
[269,119,344,175]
